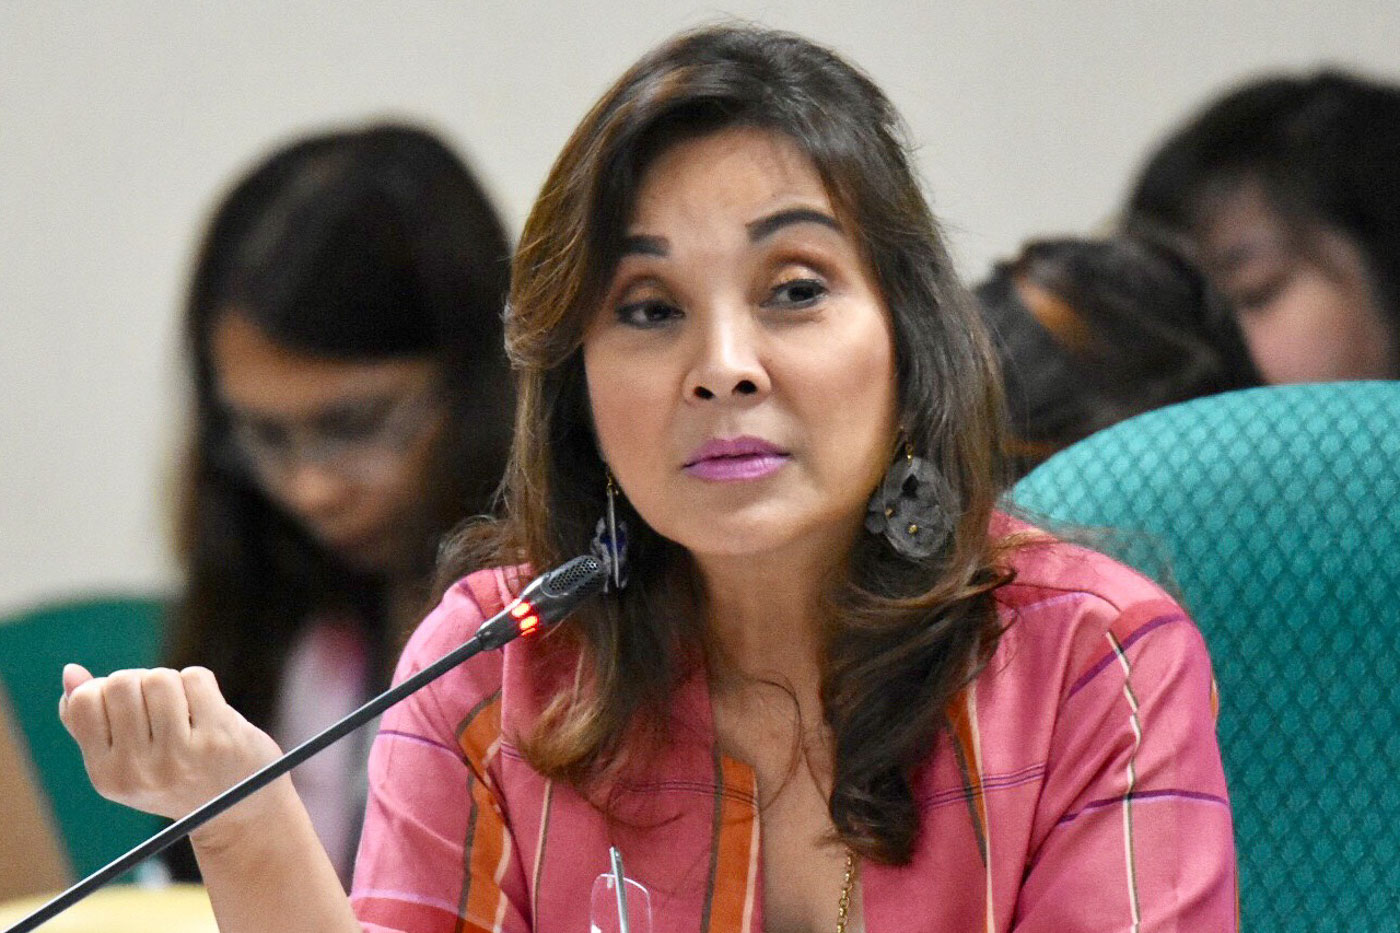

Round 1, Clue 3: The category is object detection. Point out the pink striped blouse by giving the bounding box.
[351,531,1236,931]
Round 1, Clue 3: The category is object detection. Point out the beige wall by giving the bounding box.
[3,0,1398,613]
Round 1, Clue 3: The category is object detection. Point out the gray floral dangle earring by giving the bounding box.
[591,470,630,591]
[865,441,955,560]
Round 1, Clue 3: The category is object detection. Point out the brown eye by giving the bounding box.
[617,298,683,328]
[766,278,827,309]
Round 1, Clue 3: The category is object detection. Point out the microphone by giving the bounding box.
[6,555,606,933]
[474,554,608,649]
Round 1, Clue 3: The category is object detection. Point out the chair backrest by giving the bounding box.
[0,596,167,881]
[1011,381,1400,930]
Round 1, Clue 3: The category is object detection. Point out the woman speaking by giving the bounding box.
[58,24,1235,932]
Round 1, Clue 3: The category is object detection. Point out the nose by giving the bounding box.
[683,308,771,404]
[272,460,354,522]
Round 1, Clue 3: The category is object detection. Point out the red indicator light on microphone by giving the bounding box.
[508,597,541,635]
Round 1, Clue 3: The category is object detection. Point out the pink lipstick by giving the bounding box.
[683,436,790,482]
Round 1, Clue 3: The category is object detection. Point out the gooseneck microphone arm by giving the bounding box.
[7,555,606,933]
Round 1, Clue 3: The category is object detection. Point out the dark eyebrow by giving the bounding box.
[746,207,841,242]
[620,234,668,257]
[222,393,396,431]
[308,396,397,426]
[617,208,840,257]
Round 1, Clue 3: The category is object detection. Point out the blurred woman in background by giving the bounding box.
[977,230,1260,477]
[1127,70,1400,384]
[166,123,514,882]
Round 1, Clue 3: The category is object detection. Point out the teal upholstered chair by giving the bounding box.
[1011,382,1400,931]
[0,596,167,880]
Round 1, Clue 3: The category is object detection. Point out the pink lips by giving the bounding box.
[683,436,790,481]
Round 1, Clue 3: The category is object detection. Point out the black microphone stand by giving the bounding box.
[6,555,604,933]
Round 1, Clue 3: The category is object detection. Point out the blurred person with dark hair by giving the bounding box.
[977,231,1260,477]
[1127,70,1400,384]
[165,123,514,883]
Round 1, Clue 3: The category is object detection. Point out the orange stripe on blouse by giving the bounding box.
[457,692,505,782]
[949,685,998,931]
[705,755,760,933]
[947,687,990,865]
[456,694,510,932]
[459,772,511,932]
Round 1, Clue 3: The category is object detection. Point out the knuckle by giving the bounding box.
[66,688,101,722]
[144,668,182,694]
[105,669,142,696]
[69,678,105,705]
[180,666,216,690]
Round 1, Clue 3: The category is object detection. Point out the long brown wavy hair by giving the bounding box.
[444,24,1015,865]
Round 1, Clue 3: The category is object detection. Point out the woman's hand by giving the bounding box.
[59,664,363,933]
[57,663,284,841]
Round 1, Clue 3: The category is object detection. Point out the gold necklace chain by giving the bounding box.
[834,849,857,933]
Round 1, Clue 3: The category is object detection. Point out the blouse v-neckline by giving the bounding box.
[668,664,870,933]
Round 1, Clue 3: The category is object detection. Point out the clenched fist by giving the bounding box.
[58,663,284,837]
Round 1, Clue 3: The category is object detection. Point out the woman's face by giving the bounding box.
[582,126,898,567]
[210,312,447,577]
[1201,184,1397,383]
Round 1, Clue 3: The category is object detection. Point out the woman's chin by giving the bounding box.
[672,518,856,569]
